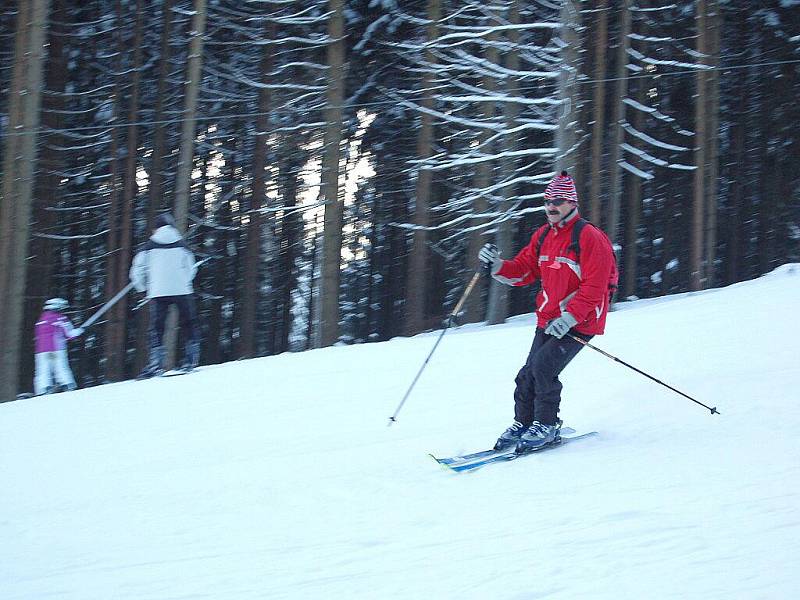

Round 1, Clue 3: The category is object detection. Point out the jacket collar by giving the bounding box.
[550,207,580,231]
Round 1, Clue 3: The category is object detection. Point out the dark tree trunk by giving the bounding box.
[108,0,143,380]
[317,0,346,347]
[691,0,709,290]
[147,0,174,218]
[404,0,440,336]
[589,0,608,227]
[239,21,276,358]
[276,145,302,354]
[22,0,66,392]
[0,0,50,401]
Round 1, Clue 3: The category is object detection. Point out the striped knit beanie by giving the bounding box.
[544,171,578,204]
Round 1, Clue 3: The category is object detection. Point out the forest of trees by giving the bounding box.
[1,0,798,401]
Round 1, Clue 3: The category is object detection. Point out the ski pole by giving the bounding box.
[132,295,150,312]
[79,281,136,330]
[388,270,483,426]
[567,334,719,415]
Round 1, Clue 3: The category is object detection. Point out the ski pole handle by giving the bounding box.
[449,270,482,321]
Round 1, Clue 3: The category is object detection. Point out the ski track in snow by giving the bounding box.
[2,265,799,599]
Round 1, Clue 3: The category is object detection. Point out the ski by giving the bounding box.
[430,448,497,465]
[161,369,193,378]
[136,368,193,381]
[439,431,599,473]
[432,427,576,465]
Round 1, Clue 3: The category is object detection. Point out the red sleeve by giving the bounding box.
[564,227,615,322]
[494,228,545,287]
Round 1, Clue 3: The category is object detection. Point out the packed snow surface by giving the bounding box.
[3,265,799,599]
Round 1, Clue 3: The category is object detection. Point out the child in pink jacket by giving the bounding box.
[34,298,84,395]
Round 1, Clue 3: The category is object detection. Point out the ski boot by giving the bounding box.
[178,341,200,374]
[515,419,562,455]
[137,345,165,380]
[494,420,527,451]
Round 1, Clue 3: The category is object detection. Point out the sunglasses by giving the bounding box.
[543,198,570,207]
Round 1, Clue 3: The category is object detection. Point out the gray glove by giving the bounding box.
[544,312,578,339]
[478,243,502,274]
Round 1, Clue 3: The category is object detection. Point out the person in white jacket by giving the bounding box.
[130,212,199,377]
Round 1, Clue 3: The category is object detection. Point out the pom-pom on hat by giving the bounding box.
[544,171,578,204]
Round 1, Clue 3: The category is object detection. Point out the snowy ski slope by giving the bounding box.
[2,265,799,599]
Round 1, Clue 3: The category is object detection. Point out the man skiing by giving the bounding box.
[130,212,200,378]
[479,171,617,454]
[34,298,84,395]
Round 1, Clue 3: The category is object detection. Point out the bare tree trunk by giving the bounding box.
[486,0,520,326]
[165,0,207,367]
[364,193,381,340]
[0,0,51,401]
[606,0,631,247]
[205,148,227,365]
[0,2,30,336]
[148,0,174,218]
[704,0,720,288]
[724,7,748,285]
[22,0,66,392]
[103,1,124,381]
[572,6,591,199]
[116,0,143,369]
[173,0,207,229]
[306,213,320,350]
[464,20,498,323]
[379,173,407,341]
[239,21,276,357]
[623,78,644,299]
[726,103,745,285]
[691,0,708,291]
[404,0,440,336]
[622,1,651,299]
[276,151,301,354]
[555,0,580,174]
[107,0,143,380]
[133,0,174,373]
[589,0,608,227]
[316,0,346,347]
[756,52,778,276]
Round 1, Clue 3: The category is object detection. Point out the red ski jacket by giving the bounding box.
[494,212,616,335]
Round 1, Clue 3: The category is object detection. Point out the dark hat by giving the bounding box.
[155,212,176,229]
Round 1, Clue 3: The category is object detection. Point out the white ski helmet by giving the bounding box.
[43,298,69,311]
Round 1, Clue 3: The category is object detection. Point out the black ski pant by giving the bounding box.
[513,328,592,427]
[149,294,199,351]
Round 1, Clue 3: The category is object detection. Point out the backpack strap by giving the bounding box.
[573,218,619,300]
[534,224,550,259]
[534,217,618,303]
[536,219,588,260]
[569,218,588,258]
